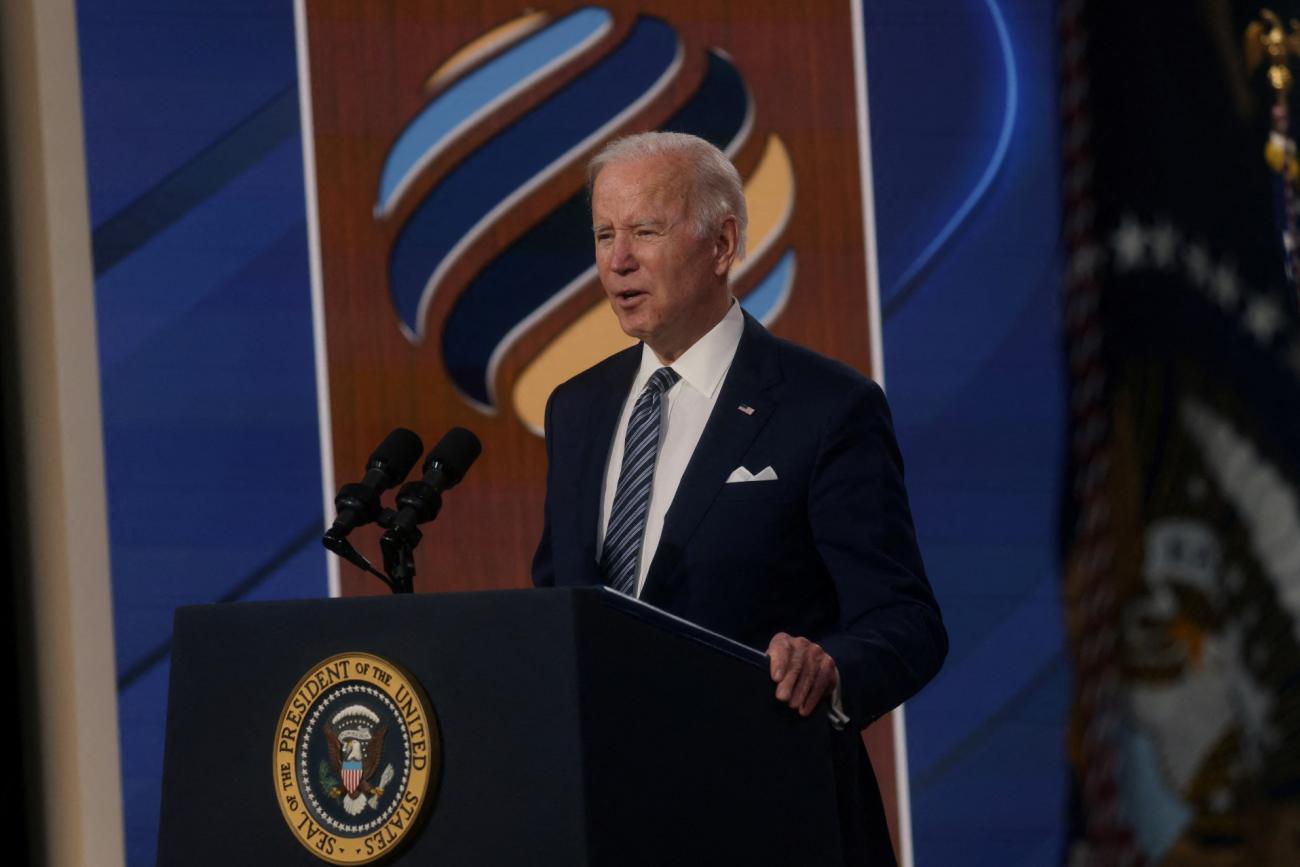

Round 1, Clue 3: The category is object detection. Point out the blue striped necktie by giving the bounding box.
[602,366,680,595]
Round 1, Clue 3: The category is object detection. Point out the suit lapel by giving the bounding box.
[573,345,641,583]
[641,313,782,604]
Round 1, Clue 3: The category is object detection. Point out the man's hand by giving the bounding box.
[766,632,839,717]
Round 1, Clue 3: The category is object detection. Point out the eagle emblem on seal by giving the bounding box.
[320,704,396,816]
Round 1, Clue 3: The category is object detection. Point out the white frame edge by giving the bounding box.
[850,2,915,866]
[294,0,340,598]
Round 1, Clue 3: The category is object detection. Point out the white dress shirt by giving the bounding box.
[596,300,744,597]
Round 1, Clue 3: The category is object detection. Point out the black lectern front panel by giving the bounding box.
[159,591,590,865]
[157,589,842,865]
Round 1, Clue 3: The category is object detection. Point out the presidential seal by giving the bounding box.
[274,652,440,863]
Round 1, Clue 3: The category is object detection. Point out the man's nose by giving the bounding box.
[609,235,637,274]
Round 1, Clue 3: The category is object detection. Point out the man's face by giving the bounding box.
[591,154,733,361]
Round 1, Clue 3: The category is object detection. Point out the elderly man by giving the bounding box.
[532,131,946,865]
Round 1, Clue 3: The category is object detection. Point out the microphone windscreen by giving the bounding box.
[424,427,482,482]
[368,427,424,484]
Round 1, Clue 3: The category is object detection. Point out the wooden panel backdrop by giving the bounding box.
[302,0,899,851]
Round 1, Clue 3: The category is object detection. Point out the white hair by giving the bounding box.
[587,131,748,260]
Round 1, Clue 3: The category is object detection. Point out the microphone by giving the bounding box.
[387,427,483,535]
[376,427,481,593]
[325,428,423,540]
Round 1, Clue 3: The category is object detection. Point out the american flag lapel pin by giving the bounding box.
[738,404,755,415]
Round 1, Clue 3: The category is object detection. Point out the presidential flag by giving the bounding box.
[1059,1,1300,863]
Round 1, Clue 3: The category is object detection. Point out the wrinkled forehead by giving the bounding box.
[591,155,692,224]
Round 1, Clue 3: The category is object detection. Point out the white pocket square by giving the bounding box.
[725,465,778,483]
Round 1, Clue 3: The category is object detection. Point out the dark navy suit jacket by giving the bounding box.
[532,311,946,864]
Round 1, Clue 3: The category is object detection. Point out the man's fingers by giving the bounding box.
[798,656,838,716]
[774,636,810,702]
[768,631,806,684]
[788,645,831,711]
[766,634,841,715]
[788,658,816,710]
[767,632,792,681]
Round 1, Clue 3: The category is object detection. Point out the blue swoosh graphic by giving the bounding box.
[739,250,796,325]
[658,50,753,147]
[440,48,752,409]
[387,16,680,342]
[882,0,1017,316]
[376,8,613,215]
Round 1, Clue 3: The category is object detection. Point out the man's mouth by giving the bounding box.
[613,289,646,306]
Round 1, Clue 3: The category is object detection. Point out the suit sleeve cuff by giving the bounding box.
[827,680,850,730]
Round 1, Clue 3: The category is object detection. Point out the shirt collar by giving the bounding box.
[634,299,743,398]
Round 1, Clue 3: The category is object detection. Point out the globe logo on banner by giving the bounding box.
[370,6,797,433]
[302,0,879,598]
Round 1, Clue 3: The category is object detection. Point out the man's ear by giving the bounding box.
[713,215,739,276]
